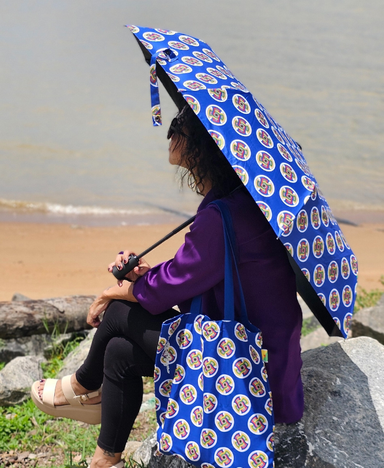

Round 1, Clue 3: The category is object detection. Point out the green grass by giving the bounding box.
[0,394,154,467]
[41,320,86,379]
[353,275,384,312]
[0,331,99,467]
[0,398,100,456]
[300,276,384,337]
[0,329,156,468]
[41,335,84,379]
[301,316,321,337]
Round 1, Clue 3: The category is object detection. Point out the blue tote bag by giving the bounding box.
[155,200,274,468]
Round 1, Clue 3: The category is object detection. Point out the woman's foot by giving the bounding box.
[31,374,102,425]
[90,446,123,468]
[36,374,101,407]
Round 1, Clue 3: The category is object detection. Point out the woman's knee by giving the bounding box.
[104,337,154,382]
[104,337,132,381]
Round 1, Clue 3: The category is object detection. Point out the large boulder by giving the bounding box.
[133,337,384,468]
[0,356,45,406]
[275,336,384,467]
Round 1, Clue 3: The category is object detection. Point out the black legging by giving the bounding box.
[75,299,179,453]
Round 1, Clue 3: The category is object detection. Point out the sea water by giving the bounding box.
[1,0,383,225]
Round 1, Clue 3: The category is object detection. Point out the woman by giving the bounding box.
[31,105,304,468]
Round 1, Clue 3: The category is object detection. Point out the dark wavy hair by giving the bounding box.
[168,105,241,197]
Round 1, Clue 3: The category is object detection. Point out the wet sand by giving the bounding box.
[0,220,383,302]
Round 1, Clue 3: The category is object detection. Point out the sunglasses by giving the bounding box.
[167,117,187,140]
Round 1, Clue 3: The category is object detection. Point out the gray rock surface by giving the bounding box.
[0,356,45,406]
[134,337,384,468]
[340,336,384,430]
[0,295,94,339]
[300,327,344,352]
[0,334,49,363]
[352,293,384,345]
[11,292,32,301]
[0,331,87,364]
[275,336,384,467]
[57,328,96,378]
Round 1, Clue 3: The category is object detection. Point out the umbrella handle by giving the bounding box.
[112,255,140,280]
[112,215,196,281]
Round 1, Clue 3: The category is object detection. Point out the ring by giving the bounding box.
[118,251,124,255]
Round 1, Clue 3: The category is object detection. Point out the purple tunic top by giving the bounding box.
[134,187,304,424]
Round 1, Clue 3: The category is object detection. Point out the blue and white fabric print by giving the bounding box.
[155,312,274,468]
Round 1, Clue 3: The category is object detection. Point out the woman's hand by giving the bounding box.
[87,289,112,328]
[88,250,151,327]
[108,250,151,284]
[87,250,151,328]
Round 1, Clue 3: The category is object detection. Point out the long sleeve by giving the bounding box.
[133,203,225,314]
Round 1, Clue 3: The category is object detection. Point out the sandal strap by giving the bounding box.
[112,462,125,468]
[41,379,58,408]
[61,375,101,406]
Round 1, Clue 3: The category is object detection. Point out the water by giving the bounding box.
[1,0,383,225]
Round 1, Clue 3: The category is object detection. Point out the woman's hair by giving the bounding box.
[168,104,241,197]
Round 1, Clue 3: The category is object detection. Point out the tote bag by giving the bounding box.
[155,200,274,468]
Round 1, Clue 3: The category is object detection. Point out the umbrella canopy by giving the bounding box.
[127,25,358,339]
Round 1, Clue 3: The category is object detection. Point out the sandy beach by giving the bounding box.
[0,220,383,302]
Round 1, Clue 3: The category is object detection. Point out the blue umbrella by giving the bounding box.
[127,25,358,339]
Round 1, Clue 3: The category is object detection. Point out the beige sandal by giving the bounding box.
[88,462,124,468]
[31,375,101,425]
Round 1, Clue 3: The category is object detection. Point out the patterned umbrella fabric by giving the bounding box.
[127,25,358,339]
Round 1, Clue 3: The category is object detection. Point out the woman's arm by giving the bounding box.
[133,205,225,314]
[87,255,150,328]
[87,281,136,328]
[87,203,225,326]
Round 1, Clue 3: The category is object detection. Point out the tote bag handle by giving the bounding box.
[190,200,258,333]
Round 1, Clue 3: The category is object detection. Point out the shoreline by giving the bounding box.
[1,206,384,227]
[0,207,194,227]
[1,192,384,228]
[0,219,383,302]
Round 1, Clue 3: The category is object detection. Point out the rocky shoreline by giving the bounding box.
[1,294,384,467]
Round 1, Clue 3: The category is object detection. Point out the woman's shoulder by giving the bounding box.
[196,186,274,240]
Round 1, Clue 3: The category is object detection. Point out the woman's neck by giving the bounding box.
[199,179,212,197]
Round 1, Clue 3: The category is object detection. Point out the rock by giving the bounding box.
[132,433,156,466]
[275,336,384,467]
[11,293,32,301]
[352,293,384,345]
[300,327,344,352]
[140,395,156,413]
[0,334,49,363]
[340,336,384,427]
[0,356,45,406]
[136,337,384,468]
[133,431,195,468]
[57,329,96,378]
[0,331,87,364]
[123,441,143,460]
[298,295,345,352]
[0,295,94,339]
